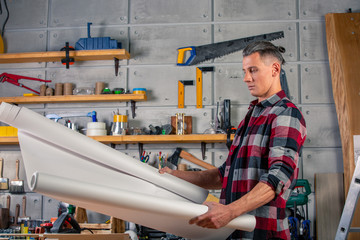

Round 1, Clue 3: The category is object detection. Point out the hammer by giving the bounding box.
[167,148,216,170]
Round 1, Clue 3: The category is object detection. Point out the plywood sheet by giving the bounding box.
[325,13,360,239]
[315,173,344,240]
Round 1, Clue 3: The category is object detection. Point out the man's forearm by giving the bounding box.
[169,168,222,189]
[228,182,275,218]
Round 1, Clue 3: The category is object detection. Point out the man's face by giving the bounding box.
[242,52,280,102]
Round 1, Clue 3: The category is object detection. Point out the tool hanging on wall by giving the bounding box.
[9,159,24,194]
[178,80,194,108]
[0,73,51,95]
[196,67,214,108]
[176,31,284,66]
[45,111,97,122]
[60,42,75,69]
[75,22,122,76]
[0,157,8,190]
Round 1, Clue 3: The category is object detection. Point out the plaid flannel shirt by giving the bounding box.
[218,90,307,240]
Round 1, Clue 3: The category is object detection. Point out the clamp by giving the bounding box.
[178,80,194,108]
[196,67,214,108]
[0,72,51,95]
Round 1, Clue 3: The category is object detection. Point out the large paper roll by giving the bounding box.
[0,102,207,203]
[0,102,256,239]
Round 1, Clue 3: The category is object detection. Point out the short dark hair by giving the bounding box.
[243,41,286,65]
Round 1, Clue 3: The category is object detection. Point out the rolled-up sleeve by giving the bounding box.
[260,107,307,196]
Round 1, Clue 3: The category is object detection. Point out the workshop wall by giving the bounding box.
[0,0,358,235]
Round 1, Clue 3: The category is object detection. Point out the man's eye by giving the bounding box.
[250,68,258,73]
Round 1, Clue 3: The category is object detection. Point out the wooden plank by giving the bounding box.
[315,173,344,240]
[325,13,360,239]
[0,94,146,104]
[90,134,235,144]
[0,136,18,145]
[0,49,130,64]
[30,134,231,144]
[0,134,234,145]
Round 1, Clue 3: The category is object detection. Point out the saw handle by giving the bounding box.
[176,46,196,66]
[179,150,216,170]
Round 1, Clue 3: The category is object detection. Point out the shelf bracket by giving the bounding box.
[131,100,136,119]
[114,57,119,76]
[201,142,206,160]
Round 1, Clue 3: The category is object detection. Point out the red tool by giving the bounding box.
[0,72,51,95]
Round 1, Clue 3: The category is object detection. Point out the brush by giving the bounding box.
[0,158,9,190]
[9,159,24,194]
[18,196,30,223]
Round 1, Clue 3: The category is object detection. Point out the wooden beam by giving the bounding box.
[325,12,360,239]
[0,134,235,145]
[0,94,146,104]
[0,49,130,64]
[90,134,235,144]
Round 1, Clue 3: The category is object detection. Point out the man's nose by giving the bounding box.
[243,71,251,82]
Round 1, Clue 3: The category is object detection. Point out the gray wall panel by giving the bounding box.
[0,0,48,29]
[129,25,211,65]
[300,0,360,19]
[131,0,211,24]
[301,63,333,104]
[3,31,47,53]
[302,148,343,187]
[302,106,341,148]
[50,0,128,27]
[300,22,328,61]
[283,64,300,103]
[42,196,60,220]
[214,150,228,168]
[214,0,297,21]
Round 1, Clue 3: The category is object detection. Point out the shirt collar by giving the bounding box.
[249,90,286,109]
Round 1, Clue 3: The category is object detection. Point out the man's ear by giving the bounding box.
[272,62,281,77]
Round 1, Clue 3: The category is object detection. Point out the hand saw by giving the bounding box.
[176,31,284,66]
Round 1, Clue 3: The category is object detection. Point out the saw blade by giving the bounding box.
[190,31,284,65]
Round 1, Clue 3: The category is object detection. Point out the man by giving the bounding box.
[160,41,307,239]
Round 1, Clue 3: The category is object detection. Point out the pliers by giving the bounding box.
[0,72,51,95]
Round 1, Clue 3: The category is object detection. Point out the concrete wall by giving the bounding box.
[0,0,359,235]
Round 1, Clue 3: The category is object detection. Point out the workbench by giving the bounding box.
[0,233,130,240]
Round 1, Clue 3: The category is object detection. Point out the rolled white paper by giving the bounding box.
[0,102,256,239]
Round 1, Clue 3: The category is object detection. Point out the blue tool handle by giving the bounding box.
[176,46,196,66]
[87,111,97,122]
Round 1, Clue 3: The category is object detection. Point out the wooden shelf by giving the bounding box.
[0,49,130,64]
[90,134,235,144]
[0,93,146,104]
[0,134,234,145]
[0,136,19,145]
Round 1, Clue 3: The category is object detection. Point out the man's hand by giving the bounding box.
[159,166,173,174]
[189,201,235,229]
